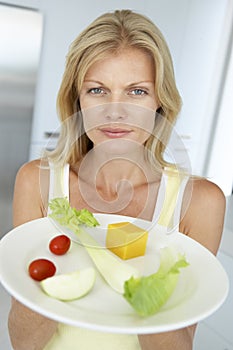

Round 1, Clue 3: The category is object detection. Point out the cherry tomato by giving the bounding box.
[49,235,71,255]
[28,258,56,281]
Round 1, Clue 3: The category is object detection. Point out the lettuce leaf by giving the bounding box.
[123,247,189,316]
[49,197,99,231]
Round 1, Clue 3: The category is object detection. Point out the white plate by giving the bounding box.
[0,215,229,334]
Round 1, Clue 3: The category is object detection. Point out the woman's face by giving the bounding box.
[79,48,159,153]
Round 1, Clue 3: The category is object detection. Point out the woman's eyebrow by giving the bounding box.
[127,80,154,86]
[83,80,154,85]
[83,79,103,84]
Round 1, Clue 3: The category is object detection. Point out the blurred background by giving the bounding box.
[0,4,42,235]
[0,1,232,349]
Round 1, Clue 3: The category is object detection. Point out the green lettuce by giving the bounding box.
[123,247,189,316]
[49,197,99,230]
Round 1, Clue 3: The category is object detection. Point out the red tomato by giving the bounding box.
[28,258,56,281]
[49,235,71,255]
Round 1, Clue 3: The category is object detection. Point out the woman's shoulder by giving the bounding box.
[17,158,41,174]
[180,175,226,229]
[189,177,225,207]
[16,158,49,180]
[14,158,50,204]
[181,177,226,254]
[17,158,49,175]
[13,159,50,226]
[164,166,225,208]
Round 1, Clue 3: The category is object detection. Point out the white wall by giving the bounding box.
[205,33,233,195]
[173,0,231,174]
[3,0,232,193]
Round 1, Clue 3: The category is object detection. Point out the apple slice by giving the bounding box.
[40,267,96,301]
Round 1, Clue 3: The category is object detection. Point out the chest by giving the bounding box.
[69,173,160,222]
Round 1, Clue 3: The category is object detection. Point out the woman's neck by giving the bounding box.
[70,148,162,218]
[76,147,160,193]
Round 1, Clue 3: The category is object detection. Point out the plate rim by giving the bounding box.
[0,216,229,334]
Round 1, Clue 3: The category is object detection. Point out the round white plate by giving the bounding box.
[0,215,229,334]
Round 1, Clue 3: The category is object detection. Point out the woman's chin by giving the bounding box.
[94,139,145,158]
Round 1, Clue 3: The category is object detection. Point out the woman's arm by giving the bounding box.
[8,299,58,350]
[8,160,58,350]
[138,178,226,350]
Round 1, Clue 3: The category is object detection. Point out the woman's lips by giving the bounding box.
[99,128,133,138]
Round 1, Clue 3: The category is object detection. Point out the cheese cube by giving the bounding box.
[106,222,148,260]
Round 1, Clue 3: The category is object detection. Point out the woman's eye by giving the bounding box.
[88,87,104,95]
[130,89,147,96]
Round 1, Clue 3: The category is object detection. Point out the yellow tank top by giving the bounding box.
[44,164,189,350]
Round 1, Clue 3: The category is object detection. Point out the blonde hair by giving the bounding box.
[47,9,182,168]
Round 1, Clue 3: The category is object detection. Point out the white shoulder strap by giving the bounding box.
[48,163,69,214]
[152,168,189,231]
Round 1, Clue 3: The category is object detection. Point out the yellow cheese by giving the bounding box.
[106,222,148,260]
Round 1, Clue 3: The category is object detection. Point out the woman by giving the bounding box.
[8,9,225,350]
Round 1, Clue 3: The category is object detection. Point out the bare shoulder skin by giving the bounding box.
[13,159,49,226]
[180,177,226,255]
[9,160,58,350]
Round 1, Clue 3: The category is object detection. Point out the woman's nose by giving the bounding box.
[104,102,128,121]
